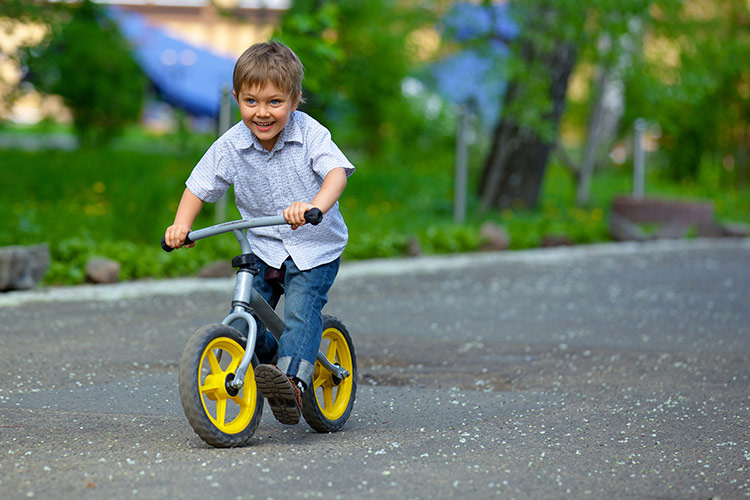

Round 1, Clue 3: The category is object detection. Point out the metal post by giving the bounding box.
[633,118,646,199]
[215,85,232,223]
[454,105,469,224]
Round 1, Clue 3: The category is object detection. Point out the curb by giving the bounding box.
[1,238,747,308]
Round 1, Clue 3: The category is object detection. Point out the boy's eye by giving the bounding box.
[270,99,281,105]
[246,98,256,105]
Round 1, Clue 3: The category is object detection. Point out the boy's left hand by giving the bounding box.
[284,202,315,230]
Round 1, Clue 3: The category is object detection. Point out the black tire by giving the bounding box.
[302,315,357,432]
[178,324,263,447]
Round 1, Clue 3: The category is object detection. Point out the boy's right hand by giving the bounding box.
[164,224,194,249]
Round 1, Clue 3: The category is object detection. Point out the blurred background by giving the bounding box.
[0,0,748,285]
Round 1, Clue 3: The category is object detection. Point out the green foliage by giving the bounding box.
[0,136,747,285]
[274,0,437,154]
[0,0,62,21]
[19,0,146,146]
[621,0,750,183]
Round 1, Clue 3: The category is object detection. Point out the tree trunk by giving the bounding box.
[479,41,577,211]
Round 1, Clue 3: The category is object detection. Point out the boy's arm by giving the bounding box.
[284,167,348,229]
[164,188,204,248]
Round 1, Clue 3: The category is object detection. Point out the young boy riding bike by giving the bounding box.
[164,41,355,425]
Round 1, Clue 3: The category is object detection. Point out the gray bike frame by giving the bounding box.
[185,216,350,390]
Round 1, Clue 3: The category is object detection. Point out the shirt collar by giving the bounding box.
[238,111,303,153]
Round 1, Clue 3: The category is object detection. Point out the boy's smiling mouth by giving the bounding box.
[254,121,275,131]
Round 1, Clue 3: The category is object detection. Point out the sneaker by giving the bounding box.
[254,364,302,425]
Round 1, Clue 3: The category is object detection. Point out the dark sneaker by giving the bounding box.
[254,364,302,425]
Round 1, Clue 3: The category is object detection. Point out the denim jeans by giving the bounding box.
[232,256,339,387]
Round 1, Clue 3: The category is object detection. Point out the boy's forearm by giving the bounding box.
[174,188,204,227]
[311,168,347,214]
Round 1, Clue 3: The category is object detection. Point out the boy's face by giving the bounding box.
[233,82,299,151]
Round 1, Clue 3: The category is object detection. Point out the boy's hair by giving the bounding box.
[233,41,304,102]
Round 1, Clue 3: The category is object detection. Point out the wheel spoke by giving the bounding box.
[230,394,247,409]
[313,371,328,390]
[207,350,222,375]
[226,352,242,373]
[216,398,227,425]
[325,338,338,362]
[322,385,334,409]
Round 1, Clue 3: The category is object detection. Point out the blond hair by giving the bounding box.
[233,41,304,102]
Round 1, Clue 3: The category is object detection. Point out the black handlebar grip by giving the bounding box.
[161,237,174,253]
[161,235,192,253]
[304,208,323,225]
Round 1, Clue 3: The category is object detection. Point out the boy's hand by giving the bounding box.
[284,202,315,230]
[164,224,194,249]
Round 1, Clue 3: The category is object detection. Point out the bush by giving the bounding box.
[20,0,146,146]
[0,132,747,286]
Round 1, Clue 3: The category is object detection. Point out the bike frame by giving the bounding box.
[179,216,351,390]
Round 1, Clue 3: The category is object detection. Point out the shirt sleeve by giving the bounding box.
[185,141,231,203]
[306,119,355,180]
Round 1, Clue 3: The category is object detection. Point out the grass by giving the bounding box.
[1,128,747,286]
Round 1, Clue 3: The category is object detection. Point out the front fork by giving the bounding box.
[223,266,350,391]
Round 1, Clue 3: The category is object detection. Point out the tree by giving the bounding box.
[274,0,435,155]
[19,0,146,146]
[477,0,750,211]
[622,0,750,186]
[477,1,583,210]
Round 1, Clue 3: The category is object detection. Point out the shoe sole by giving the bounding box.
[254,365,300,425]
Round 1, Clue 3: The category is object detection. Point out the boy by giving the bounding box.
[164,41,354,425]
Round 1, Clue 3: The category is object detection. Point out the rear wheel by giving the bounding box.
[302,316,357,432]
[178,324,263,447]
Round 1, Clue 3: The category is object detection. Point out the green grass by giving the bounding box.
[1,132,747,285]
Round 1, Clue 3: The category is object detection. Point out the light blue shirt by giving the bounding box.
[186,111,355,271]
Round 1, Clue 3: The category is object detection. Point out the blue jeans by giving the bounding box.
[233,256,339,387]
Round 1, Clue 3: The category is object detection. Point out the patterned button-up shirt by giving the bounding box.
[186,111,355,271]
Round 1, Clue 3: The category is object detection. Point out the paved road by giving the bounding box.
[1,239,749,499]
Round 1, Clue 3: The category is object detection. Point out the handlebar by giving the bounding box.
[161,208,323,253]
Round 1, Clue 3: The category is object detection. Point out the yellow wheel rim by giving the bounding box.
[198,337,257,434]
[311,327,354,421]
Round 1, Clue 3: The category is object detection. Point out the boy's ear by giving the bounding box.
[232,89,238,103]
[293,91,302,110]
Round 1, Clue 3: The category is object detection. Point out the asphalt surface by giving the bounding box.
[1,238,749,499]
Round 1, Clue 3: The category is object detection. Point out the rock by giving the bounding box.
[479,222,510,251]
[541,234,574,247]
[407,236,422,257]
[0,244,50,291]
[85,258,121,284]
[721,222,749,237]
[657,223,692,239]
[609,213,650,242]
[609,196,734,241]
[198,260,235,278]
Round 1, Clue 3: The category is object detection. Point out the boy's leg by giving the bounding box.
[255,257,339,425]
[276,257,340,387]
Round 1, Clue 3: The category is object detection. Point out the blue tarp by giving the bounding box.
[108,7,235,118]
[429,3,518,126]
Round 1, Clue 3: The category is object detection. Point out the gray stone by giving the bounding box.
[85,258,121,284]
[479,222,510,251]
[406,236,422,257]
[721,222,749,237]
[609,213,650,242]
[197,260,235,278]
[541,234,574,247]
[0,244,50,291]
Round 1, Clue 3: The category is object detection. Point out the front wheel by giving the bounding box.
[178,324,263,447]
[302,316,357,432]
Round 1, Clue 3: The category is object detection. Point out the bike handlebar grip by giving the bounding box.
[304,208,323,225]
[161,235,192,253]
[161,238,174,253]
